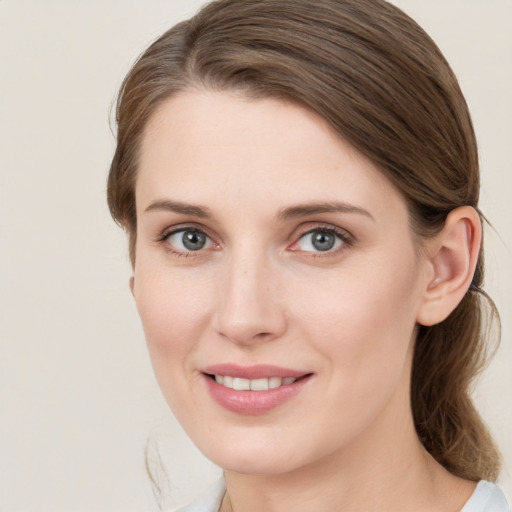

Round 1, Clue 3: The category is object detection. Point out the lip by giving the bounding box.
[202,363,309,380]
[201,364,313,415]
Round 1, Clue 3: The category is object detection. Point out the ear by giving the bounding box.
[129,276,135,297]
[416,206,481,326]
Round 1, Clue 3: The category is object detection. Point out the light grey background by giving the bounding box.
[1,1,510,511]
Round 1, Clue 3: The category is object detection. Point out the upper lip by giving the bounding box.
[202,363,310,380]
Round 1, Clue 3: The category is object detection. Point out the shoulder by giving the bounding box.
[460,480,510,512]
[168,479,226,512]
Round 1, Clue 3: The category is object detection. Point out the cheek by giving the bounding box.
[133,269,217,429]
[290,253,421,391]
[133,264,213,380]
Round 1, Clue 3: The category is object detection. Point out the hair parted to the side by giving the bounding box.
[108,0,501,481]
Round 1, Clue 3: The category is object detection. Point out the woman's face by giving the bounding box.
[133,91,431,475]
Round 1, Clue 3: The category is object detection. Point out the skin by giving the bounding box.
[132,90,479,511]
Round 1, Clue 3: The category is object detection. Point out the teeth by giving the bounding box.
[250,378,269,391]
[269,377,282,389]
[233,378,251,391]
[213,375,297,390]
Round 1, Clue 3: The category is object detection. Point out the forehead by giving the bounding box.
[136,90,406,221]
[140,90,350,171]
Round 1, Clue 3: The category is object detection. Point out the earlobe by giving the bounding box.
[416,206,481,326]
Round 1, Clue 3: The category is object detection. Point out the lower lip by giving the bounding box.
[203,374,311,415]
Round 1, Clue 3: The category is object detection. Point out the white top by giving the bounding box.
[460,480,510,512]
[171,478,510,512]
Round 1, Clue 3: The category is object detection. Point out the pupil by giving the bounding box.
[312,231,335,251]
[182,231,206,251]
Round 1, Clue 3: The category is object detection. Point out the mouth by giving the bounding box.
[206,374,306,391]
[201,364,313,415]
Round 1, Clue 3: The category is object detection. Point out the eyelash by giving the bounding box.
[156,223,353,258]
[291,225,353,256]
[157,225,217,258]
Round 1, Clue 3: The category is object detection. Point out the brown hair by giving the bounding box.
[108,0,501,481]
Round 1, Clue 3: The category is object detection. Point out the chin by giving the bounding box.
[194,430,308,476]
[211,451,301,476]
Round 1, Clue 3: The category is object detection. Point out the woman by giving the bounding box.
[107,0,509,510]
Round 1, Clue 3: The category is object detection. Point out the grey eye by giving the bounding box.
[297,230,343,252]
[182,231,207,250]
[311,231,336,251]
[168,229,212,252]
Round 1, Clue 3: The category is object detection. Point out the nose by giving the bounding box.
[212,250,287,346]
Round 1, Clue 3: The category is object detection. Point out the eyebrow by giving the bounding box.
[143,199,374,222]
[276,201,374,222]
[144,199,212,218]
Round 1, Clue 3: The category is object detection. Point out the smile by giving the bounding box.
[201,364,313,415]
[213,375,297,391]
